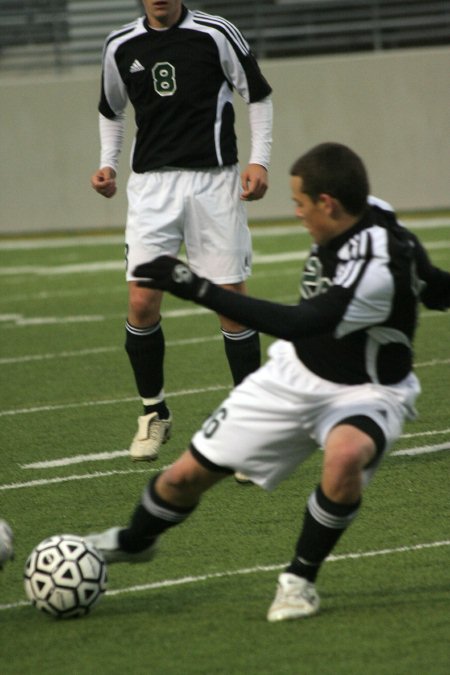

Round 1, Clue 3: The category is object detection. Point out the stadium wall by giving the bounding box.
[0,46,449,234]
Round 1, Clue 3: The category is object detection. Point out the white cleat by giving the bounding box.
[267,573,320,622]
[0,520,14,569]
[129,412,172,461]
[234,472,254,485]
[83,527,158,564]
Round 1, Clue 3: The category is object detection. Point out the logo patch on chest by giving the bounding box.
[301,256,332,298]
[129,59,145,73]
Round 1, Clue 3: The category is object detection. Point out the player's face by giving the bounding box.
[142,0,182,28]
[290,176,337,245]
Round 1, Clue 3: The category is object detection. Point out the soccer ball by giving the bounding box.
[24,534,107,618]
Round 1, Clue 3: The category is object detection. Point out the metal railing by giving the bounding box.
[0,0,449,72]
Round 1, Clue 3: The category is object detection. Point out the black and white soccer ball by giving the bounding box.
[24,534,107,618]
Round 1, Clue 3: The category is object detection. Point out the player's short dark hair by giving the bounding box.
[290,143,370,215]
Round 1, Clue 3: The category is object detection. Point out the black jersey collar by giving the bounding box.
[143,5,188,32]
[326,207,373,251]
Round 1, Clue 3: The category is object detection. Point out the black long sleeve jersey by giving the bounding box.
[99,5,272,172]
[197,199,450,386]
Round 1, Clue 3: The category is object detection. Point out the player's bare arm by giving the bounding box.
[91,166,117,198]
[240,163,269,201]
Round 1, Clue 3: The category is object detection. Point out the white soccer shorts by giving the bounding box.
[192,340,421,491]
[125,165,251,284]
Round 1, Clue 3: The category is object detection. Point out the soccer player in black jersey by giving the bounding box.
[91,1,273,462]
[85,142,450,621]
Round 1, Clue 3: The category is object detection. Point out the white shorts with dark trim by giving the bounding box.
[192,340,421,491]
[125,165,251,284]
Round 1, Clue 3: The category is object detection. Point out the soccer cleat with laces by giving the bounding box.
[267,573,320,622]
[83,527,158,564]
[129,412,172,461]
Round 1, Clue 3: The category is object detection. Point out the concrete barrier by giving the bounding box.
[1,46,448,233]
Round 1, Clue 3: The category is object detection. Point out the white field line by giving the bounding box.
[0,302,446,328]
[0,335,223,365]
[0,235,125,250]
[1,239,449,277]
[390,442,450,456]
[401,427,450,438]
[0,306,211,327]
[0,384,231,418]
[0,251,311,276]
[1,355,448,419]
[414,357,450,367]
[0,266,299,308]
[20,438,450,471]
[1,539,449,612]
[0,466,169,492]
[2,442,447,491]
[1,336,449,368]
[0,216,448,251]
[106,539,450,596]
[0,225,307,251]
[0,467,156,491]
[23,450,135,468]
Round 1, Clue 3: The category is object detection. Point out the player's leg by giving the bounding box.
[267,420,380,622]
[86,345,315,563]
[185,166,261,390]
[218,281,261,387]
[85,449,231,563]
[126,282,172,461]
[218,285,261,484]
[288,423,377,574]
[267,371,420,622]
[185,167,261,482]
[125,170,183,461]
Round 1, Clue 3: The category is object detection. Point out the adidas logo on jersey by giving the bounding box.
[129,59,145,73]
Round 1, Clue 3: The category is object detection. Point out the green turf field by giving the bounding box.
[0,218,449,674]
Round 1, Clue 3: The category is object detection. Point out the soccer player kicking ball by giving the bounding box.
[85,143,450,621]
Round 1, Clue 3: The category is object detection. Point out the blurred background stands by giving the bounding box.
[0,0,449,72]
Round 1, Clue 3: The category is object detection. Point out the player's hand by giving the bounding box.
[91,167,117,198]
[134,256,210,301]
[0,520,14,570]
[240,163,268,201]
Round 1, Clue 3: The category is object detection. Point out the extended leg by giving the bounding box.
[85,449,229,562]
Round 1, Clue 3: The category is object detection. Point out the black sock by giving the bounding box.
[119,475,197,553]
[222,328,261,385]
[286,484,361,582]
[125,319,165,399]
[143,402,170,419]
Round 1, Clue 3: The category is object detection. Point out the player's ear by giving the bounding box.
[318,193,336,214]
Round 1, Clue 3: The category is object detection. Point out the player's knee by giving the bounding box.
[157,453,214,503]
[162,466,196,492]
[325,445,367,474]
[325,425,377,473]
[322,442,375,503]
[128,287,161,324]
